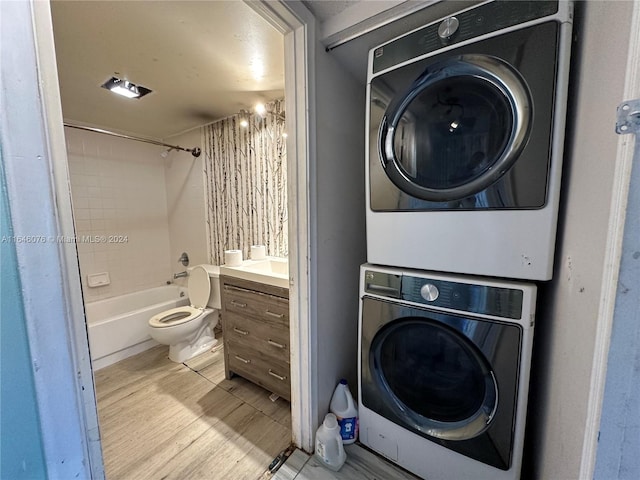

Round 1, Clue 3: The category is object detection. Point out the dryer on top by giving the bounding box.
[366,0,574,280]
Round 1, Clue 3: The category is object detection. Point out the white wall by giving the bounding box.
[524,2,634,479]
[309,1,638,478]
[313,39,367,424]
[164,128,208,277]
[65,127,172,301]
[2,1,99,475]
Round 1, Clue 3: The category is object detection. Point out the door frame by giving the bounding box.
[244,0,317,452]
[21,2,318,477]
[20,0,640,476]
[580,1,640,477]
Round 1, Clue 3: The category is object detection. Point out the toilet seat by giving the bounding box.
[149,306,205,328]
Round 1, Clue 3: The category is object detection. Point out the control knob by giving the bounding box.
[420,283,439,302]
[438,16,459,40]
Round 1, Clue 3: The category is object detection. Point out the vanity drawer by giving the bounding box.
[227,340,291,400]
[225,311,290,359]
[223,285,289,327]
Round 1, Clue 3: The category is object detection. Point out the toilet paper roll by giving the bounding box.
[224,249,243,267]
[250,245,267,260]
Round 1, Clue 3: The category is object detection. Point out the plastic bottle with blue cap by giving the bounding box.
[329,379,358,444]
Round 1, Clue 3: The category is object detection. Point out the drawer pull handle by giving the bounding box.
[267,339,286,349]
[231,300,247,308]
[265,310,284,319]
[233,327,249,336]
[268,369,287,381]
[235,355,251,364]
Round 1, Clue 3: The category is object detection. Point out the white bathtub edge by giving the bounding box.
[91,338,160,371]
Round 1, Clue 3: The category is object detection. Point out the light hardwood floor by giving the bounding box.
[94,342,292,480]
[274,446,419,480]
[95,342,417,480]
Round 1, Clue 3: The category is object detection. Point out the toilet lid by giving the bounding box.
[149,306,201,328]
[188,265,211,308]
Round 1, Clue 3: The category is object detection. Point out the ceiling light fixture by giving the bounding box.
[238,109,251,128]
[236,104,286,129]
[101,76,152,99]
[253,102,286,123]
[254,103,267,117]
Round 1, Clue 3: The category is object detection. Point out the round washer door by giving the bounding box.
[378,54,532,202]
[370,318,498,440]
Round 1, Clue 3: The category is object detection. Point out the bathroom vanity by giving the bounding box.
[220,275,290,401]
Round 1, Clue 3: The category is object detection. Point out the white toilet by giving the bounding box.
[148,264,221,363]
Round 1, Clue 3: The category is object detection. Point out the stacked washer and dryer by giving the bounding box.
[358,2,573,479]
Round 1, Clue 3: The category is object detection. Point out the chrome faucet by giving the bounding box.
[173,271,188,279]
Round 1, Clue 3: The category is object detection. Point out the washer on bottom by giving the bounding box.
[358,264,536,480]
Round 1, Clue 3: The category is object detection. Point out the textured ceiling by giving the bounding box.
[302,0,360,21]
[50,1,450,140]
[50,1,285,139]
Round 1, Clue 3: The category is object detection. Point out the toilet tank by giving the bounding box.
[198,264,221,309]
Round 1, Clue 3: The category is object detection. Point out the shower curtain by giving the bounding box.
[203,99,287,266]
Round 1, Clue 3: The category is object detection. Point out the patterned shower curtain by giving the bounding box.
[202,99,287,266]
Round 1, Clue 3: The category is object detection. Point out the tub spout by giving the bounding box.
[173,271,188,279]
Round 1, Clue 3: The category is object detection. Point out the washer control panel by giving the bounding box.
[437,16,460,40]
[420,283,440,302]
[364,269,524,319]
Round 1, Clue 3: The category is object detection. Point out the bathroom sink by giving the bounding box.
[244,258,288,275]
[219,257,289,288]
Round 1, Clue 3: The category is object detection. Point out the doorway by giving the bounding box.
[47,0,304,476]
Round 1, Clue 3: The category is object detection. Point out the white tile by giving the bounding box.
[74,185,89,198]
[74,208,91,220]
[73,197,89,209]
[74,219,91,232]
[90,219,105,231]
[102,209,117,221]
[84,160,99,176]
[86,175,99,187]
[90,209,104,219]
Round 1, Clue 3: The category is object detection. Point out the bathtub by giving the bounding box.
[85,285,189,370]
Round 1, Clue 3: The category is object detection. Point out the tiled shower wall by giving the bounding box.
[65,127,173,302]
[66,105,284,302]
[164,128,208,277]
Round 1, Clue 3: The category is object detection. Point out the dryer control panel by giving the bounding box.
[372,0,560,74]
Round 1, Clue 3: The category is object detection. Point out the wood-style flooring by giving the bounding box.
[274,446,419,480]
[95,342,419,480]
[94,343,291,480]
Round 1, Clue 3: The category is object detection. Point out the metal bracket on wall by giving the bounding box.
[615,99,640,134]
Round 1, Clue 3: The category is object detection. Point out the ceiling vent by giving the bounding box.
[101,76,152,99]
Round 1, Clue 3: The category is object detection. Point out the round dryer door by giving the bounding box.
[378,54,532,202]
[370,318,498,441]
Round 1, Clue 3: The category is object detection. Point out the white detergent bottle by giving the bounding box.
[314,413,347,471]
[329,379,359,444]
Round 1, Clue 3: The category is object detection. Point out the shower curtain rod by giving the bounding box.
[63,123,202,157]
